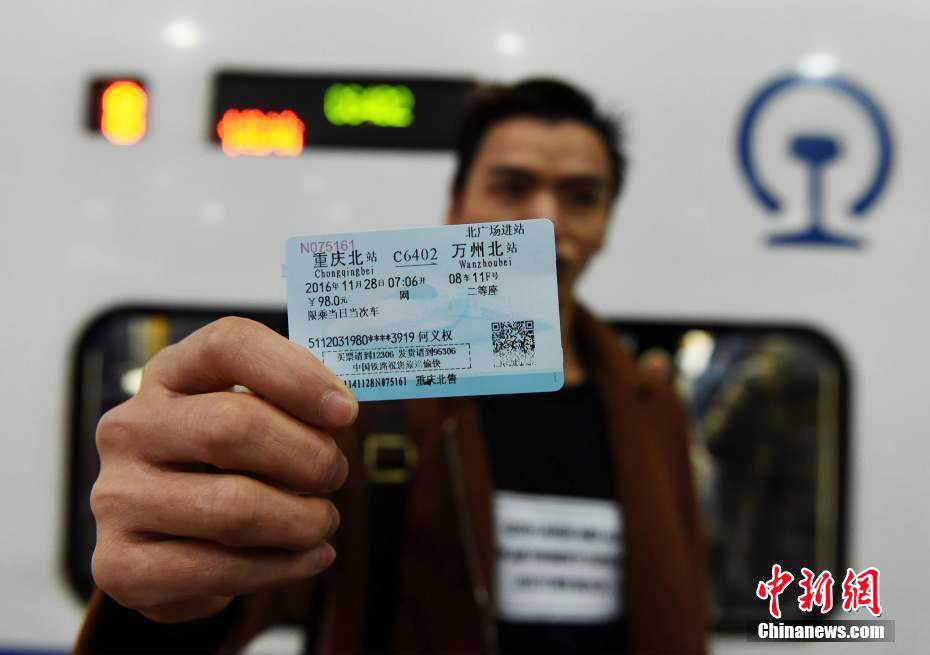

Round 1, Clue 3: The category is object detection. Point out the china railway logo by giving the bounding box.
[737,72,893,248]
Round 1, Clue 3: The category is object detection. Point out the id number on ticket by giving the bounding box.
[283,219,564,400]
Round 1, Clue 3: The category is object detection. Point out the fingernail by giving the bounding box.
[321,388,357,425]
[326,454,348,491]
[315,543,336,569]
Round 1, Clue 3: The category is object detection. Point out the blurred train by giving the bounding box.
[1,0,926,652]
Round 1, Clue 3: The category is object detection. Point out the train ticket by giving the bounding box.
[283,219,564,400]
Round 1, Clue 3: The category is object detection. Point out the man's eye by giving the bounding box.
[566,191,600,207]
[491,181,529,199]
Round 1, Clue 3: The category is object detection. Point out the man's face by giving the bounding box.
[447,116,613,297]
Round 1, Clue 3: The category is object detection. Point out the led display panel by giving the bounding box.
[87,77,148,145]
[211,71,476,154]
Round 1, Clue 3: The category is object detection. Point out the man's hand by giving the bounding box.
[90,317,357,623]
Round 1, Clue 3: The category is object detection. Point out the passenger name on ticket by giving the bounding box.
[283,218,564,401]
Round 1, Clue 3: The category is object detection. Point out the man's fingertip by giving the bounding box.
[320,388,358,426]
[314,543,336,569]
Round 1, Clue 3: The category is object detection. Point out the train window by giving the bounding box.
[67,308,848,633]
[612,321,849,631]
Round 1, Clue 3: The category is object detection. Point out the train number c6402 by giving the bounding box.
[393,247,437,263]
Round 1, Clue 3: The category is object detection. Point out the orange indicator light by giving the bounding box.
[216,108,305,157]
[100,81,147,145]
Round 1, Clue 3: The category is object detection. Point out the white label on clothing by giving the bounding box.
[494,491,623,623]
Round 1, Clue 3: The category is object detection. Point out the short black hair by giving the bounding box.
[451,78,627,202]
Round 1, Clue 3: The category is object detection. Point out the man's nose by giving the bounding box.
[525,190,560,226]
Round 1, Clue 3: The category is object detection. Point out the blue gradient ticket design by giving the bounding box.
[283,219,563,400]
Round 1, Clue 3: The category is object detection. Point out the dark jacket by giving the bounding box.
[75,306,708,654]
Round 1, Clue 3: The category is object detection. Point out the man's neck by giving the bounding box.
[560,297,586,387]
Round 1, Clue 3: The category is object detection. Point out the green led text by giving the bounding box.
[323,83,415,128]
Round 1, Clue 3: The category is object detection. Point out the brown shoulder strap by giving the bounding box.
[360,401,418,654]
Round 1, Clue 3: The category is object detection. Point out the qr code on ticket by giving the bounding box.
[491,321,535,367]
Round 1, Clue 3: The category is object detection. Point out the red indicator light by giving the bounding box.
[100,80,147,145]
[216,108,304,157]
